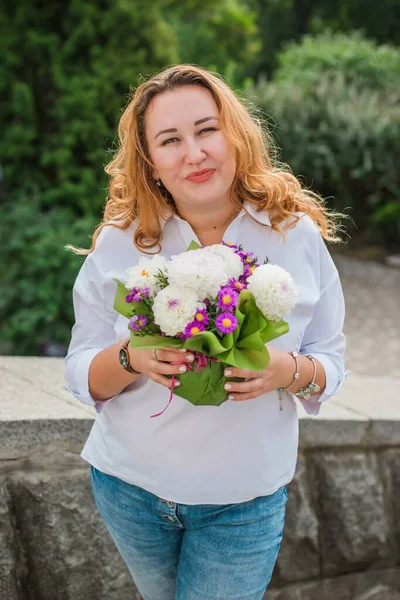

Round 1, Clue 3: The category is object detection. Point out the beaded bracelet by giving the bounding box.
[277,351,301,411]
[295,354,321,400]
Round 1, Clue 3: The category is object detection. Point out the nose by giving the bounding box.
[184,138,206,164]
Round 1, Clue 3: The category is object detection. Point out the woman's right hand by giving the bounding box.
[128,347,194,389]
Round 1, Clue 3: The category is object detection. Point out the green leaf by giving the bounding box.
[113,279,136,319]
[186,239,202,251]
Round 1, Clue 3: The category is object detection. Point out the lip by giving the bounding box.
[186,168,216,183]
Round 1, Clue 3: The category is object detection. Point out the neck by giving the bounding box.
[175,201,241,241]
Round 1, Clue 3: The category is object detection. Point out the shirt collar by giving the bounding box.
[241,201,271,226]
[159,200,271,230]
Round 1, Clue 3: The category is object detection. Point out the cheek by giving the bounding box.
[152,149,180,172]
[212,136,236,171]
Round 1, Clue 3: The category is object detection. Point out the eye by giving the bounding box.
[161,137,179,146]
[199,127,218,135]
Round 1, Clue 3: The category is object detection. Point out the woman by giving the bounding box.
[65,64,349,600]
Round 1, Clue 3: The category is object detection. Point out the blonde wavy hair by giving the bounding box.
[70,64,345,255]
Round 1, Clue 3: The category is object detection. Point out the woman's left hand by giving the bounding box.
[224,346,294,402]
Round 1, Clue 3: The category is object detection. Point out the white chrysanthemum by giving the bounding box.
[246,264,298,321]
[205,244,243,280]
[125,255,167,296]
[166,247,229,299]
[153,284,204,336]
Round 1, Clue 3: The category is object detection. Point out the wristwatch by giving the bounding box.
[119,339,141,375]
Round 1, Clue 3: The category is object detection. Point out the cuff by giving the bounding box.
[295,353,351,416]
[64,347,118,413]
[63,384,115,414]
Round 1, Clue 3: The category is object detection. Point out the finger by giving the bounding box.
[152,361,189,377]
[151,373,182,389]
[228,391,258,402]
[224,367,263,380]
[223,378,262,395]
[155,348,195,363]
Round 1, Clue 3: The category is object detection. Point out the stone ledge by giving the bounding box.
[1,356,399,452]
[266,568,400,600]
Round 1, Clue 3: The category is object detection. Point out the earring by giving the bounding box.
[155,178,161,187]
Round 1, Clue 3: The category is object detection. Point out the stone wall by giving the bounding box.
[1,356,399,600]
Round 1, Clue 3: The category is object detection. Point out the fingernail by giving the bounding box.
[225,369,232,376]
[179,349,187,352]
[228,394,234,400]
[179,366,187,373]
[173,381,181,387]
[224,383,232,390]
[186,354,194,362]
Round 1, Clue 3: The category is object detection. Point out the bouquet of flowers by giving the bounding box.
[113,240,297,411]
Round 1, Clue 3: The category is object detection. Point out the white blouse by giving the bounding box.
[65,202,349,504]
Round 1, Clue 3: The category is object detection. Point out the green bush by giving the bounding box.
[0,0,178,217]
[164,0,259,86]
[275,30,400,92]
[0,199,97,355]
[245,34,400,249]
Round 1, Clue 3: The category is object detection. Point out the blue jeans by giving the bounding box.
[90,466,288,600]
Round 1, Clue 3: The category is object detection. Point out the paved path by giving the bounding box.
[332,254,400,379]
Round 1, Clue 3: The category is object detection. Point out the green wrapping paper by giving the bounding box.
[113,280,289,407]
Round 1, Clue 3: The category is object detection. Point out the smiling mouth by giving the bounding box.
[186,169,216,182]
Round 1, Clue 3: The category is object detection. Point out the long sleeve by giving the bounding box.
[64,251,119,413]
[297,234,350,416]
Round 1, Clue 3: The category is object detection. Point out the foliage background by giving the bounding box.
[0,0,399,354]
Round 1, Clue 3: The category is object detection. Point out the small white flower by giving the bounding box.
[125,255,167,296]
[153,284,204,336]
[247,264,298,321]
[166,248,229,299]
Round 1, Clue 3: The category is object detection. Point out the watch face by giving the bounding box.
[119,348,129,368]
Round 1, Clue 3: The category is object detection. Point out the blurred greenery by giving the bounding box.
[245,31,400,248]
[0,1,399,354]
[0,0,178,216]
[0,197,97,355]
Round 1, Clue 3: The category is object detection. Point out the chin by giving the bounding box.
[189,186,231,204]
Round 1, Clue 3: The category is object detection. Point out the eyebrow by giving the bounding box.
[154,116,219,140]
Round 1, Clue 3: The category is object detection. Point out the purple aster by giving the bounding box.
[217,286,239,311]
[132,287,150,302]
[194,308,209,326]
[125,288,138,303]
[222,240,239,250]
[236,250,246,262]
[242,264,258,280]
[244,252,255,264]
[126,287,150,303]
[129,315,148,332]
[184,321,206,338]
[216,313,238,334]
[228,278,247,292]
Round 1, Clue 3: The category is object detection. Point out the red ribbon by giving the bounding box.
[150,352,220,418]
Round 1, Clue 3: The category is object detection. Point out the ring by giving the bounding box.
[152,348,159,362]
[254,370,263,379]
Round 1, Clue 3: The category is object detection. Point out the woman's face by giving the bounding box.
[145,85,236,212]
